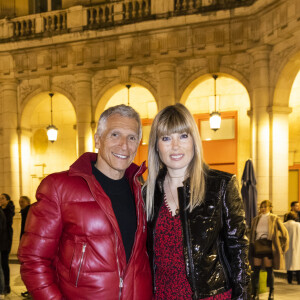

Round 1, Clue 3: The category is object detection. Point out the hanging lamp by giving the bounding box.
[46,92,58,142]
[209,75,221,131]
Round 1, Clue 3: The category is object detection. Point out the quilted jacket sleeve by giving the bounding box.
[222,176,251,300]
[18,175,64,300]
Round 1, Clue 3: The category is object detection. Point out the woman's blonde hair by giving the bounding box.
[260,200,273,213]
[144,103,206,220]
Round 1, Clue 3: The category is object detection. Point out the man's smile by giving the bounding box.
[112,152,129,159]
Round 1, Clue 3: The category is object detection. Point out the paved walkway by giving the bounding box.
[3,263,300,299]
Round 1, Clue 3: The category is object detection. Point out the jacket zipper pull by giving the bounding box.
[119,277,124,299]
[75,243,87,287]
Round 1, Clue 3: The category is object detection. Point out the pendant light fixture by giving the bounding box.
[46,92,58,142]
[126,84,131,106]
[209,74,221,131]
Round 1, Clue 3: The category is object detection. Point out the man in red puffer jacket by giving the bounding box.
[18,104,152,300]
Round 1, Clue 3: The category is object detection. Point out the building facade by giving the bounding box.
[1,0,300,254]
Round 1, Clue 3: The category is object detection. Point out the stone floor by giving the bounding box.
[3,263,300,299]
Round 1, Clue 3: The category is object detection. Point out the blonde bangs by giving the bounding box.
[156,109,192,138]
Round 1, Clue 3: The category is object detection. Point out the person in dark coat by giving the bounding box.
[144,104,250,300]
[0,207,7,299]
[0,193,15,295]
[19,196,31,298]
[19,196,31,239]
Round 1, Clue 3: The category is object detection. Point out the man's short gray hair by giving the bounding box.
[96,104,142,141]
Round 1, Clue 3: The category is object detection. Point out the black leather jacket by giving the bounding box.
[147,167,250,300]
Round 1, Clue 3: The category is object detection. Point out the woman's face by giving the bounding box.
[0,194,8,208]
[260,204,271,214]
[157,132,194,175]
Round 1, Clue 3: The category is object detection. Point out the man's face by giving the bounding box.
[292,203,300,212]
[94,114,140,180]
[19,197,29,210]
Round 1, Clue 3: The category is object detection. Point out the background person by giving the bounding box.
[0,207,7,299]
[284,211,300,284]
[144,103,250,300]
[0,193,15,295]
[284,201,300,222]
[18,105,152,300]
[249,200,289,300]
[19,196,31,299]
[19,196,31,239]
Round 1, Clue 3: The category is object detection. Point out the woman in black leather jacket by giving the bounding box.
[143,103,250,300]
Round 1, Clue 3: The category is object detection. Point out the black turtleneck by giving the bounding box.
[92,164,137,262]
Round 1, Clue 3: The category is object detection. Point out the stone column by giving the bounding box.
[248,46,272,205]
[1,80,20,200]
[268,106,292,215]
[75,72,93,155]
[19,127,32,197]
[156,61,176,110]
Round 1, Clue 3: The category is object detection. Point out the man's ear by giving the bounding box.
[94,134,100,148]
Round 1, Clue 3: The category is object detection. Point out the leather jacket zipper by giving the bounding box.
[178,186,198,299]
[115,232,123,300]
[117,170,143,299]
[116,166,145,299]
[218,238,231,288]
[75,243,87,287]
[217,182,231,289]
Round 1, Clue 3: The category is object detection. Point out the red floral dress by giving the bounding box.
[154,196,232,300]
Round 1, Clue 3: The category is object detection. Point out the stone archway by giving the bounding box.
[269,51,300,213]
[181,73,251,178]
[287,70,300,205]
[273,52,300,108]
[20,91,77,200]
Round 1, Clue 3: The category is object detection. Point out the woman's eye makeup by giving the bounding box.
[181,133,188,139]
[161,136,170,141]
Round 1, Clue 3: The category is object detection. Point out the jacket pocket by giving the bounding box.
[69,242,87,287]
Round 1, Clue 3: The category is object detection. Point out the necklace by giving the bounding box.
[167,175,179,216]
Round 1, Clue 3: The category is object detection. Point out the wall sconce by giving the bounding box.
[210,74,221,131]
[46,92,58,142]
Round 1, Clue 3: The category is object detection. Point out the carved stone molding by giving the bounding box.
[267,106,292,115]
[231,21,244,46]
[19,80,40,103]
[214,26,225,48]
[133,72,158,90]
[93,76,117,97]
[177,58,207,89]
[52,76,75,100]
[193,27,206,50]
[207,55,220,74]
[131,65,158,90]
[221,53,251,81]
[40,76,51,92]
[118,65,130,83]
[106,41,116,61]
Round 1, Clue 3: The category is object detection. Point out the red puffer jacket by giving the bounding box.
[18,152,152,300]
